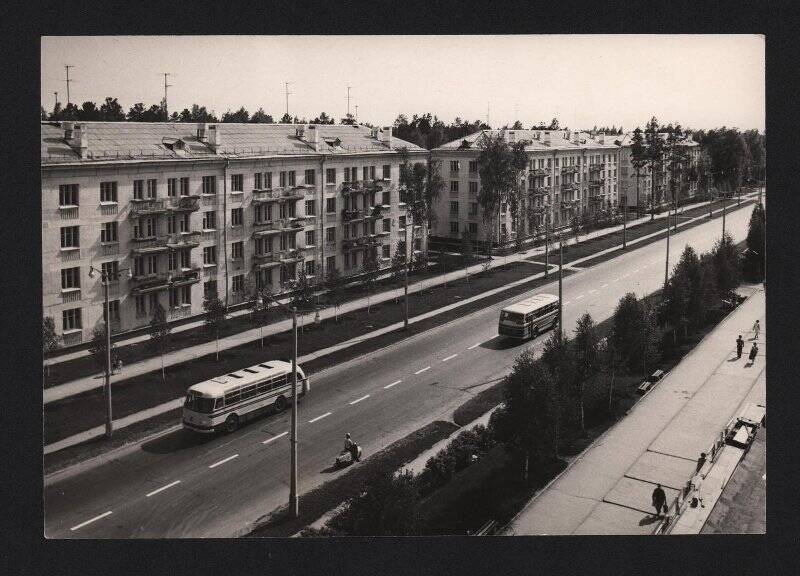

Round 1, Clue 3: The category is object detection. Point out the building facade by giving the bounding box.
[431,129,623,245]
[42,121,428,346]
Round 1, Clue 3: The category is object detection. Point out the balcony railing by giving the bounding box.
[167,195,200,212]
[528,186,551,196]
[529,168,550,177]
[130,236,169,254]
[588,178,605,187]
[166,231,201,249]
[280,249,304,263]
[561,183,578,192]
[588,163,605,172]
[342,208,365,222]
[129,198,167,218]
[561,200,579,210]
[561,166,579,174]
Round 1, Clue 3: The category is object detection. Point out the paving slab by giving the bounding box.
[603,476,679,515]
[625,450,698,490]
[505,488,598,536]
[573,502,659,535]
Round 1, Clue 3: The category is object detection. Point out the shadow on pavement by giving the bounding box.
[480,336,528,351]
[639,514,661,527]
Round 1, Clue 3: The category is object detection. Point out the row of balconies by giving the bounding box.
[252,188,305,203]
[341,233,389,251]
[128,196,203,218]
[129,231,203,255]
[129,267,202,295]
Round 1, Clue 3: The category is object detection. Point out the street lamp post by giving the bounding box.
[88,265,132,439]
[544,211,550,278]
[558,232,563,332]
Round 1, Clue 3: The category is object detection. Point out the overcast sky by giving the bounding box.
[41,35,764,132]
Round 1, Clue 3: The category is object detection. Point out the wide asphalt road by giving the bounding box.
[45,202,756,538]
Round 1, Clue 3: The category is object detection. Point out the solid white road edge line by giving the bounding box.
[349,395,370,405]
[208,454,238,469]
[442,354,458,362]
[262,431,288,445]
[308,412,332,423]
[70,510,112,531]
[146,480,181,498]
[467,343,480,350]
[384,380,402,389]
[414,366,431,374]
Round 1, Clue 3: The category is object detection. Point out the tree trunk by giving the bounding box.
[216,333,220,361]
[161,350,166,382]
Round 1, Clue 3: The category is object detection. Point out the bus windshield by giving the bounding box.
[185,394,215,414]
[500,311,525,324]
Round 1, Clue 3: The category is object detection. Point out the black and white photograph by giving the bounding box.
[38,33,767,541]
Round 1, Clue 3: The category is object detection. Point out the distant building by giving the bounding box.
[41,121,427,346]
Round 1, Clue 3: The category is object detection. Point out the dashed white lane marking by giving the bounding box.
[349,395,370,405]
[384,380,402,389]
[262,431,288,445]
[414,366,431,374]
[442,354,458,362]
[613,278,620,282]
[575,295,585,300]
[601,284,608,288]
[308,412,332,423]
[467,343,480,350]
[208,454,238,469]
[71,511,112,531]
[146,480,181,498]
[588,289,596,294]
[564,301,571,305]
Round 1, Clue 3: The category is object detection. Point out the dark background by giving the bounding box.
[3,1,798,574]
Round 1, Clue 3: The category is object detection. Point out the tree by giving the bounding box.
[88,324,115,374]
[573,313,599,435]
[391,240,408,291]
[250,108,274,123]
[541,330,574,443]
[126,102,147,122]
[598,332,620,413]
[76,101,100,121]
[613,293,658,374]
[630,127,647,216]
[493,350,560,482]
[203,295,226,361]
[247,280,272,347]
[280,112,293,124]
[548,118,560,130]
[326,470,421,535]
[712,232,740,298]
[148,304,171,382]
[644,116,665,218]
[312,112,334,124]
[291,269,315,310]
[41,105,48,120]
[511,120,523,130]
[361,248,380,314]
[672,246,703,333]
[398,148,445,269]
[662,267,691,344]
[222,107,250,123]
[744,202,765,281]
[570,213,583,242]
[42,316,60,379]
[324,266,344,321]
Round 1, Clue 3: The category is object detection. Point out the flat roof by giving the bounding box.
[502,293,559,314]
[188,360,301,397]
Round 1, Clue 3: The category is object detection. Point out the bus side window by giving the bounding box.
[256,381,269,394]
[214,398,224,410]
[274,374,287,389]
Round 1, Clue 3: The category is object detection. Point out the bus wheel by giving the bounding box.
[225,414,239,433]
[275,396,288,412]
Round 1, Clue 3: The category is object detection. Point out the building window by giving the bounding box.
[344,168,351,183]
[450,221,459,234]
[450,201,459,215]
[231,207,243,226]
[326,227,335,243]
[102,260,119,279]
[203,211,216,230]
[168,214,177,234]
[100,182,117,203]
[109,300,121,322]
[382,164,391,179]
[62,308,82,332]
[203,246,217,265]
[398,215,406,229]
[231,174,243,192]
[383,218,391,232]
[305,260,315,276]
[344,252,351,269]
[60,226,80,249]
[101,222,118,243]
[254,172,263,190]
[501,202,507,214]
[61,267,81,290]
[280,171,287,187]
[167,178,177,197]
[180,177,190,196]
[305,169,316,186]
[326,168,336,184]
[382,191,390,206]
[326,255,336,272]
[204,280,218,299]
[232,274,245,293]
[450,160,461,173]
[146,255,158,274]
[369,166,376,181]
[469,222,478,235]
[59,184,79,207]
[147,179,157,199]
[325,197,336,213]
[288,171,296,187]
[469,181,478,195]
[265,172,273,189]
[202,176,216,195]
[382,244,390,259]
[363,167,369,181]
[305,230,316,247]
[469,202,478,216]
[305,200,316,216]
[133,180,144,200]
[231,241,244,260]
[168,251,178,271]
[450,180,459,192]
[136,295,147,317]
[469,161,478,173]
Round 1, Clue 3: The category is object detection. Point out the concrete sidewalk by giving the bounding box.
[506,286,765,535]
[44,195,753,405]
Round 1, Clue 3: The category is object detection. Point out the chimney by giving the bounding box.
[544,131,551,145]
[371,126,379,139]
[295,126,305,139]
[380,126,393,149]
[598,133,605,145]
[508,131,516,143]
[63,121,74,140]
[208,125,221,149]
[573,131,580,144]
[72,124,88,158]
[307,125,320,152]
[196,123,208,142]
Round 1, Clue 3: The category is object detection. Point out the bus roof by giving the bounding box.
[187,360,302,398]
[501,293,559,315]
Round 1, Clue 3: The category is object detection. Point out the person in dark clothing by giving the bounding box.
[749,343,759,363]
[652,484,667,518]
[736,335,744,359]
[344,433,360,462]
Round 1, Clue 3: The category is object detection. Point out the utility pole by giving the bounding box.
[558,233,563,331]
[64,65,74,106]
[354,104,358,125]
[162,73,172,121]
[290,308,299,518]
[404,208,410,331]
[622,193,627,250]
[664,185,672,292]
[722,195,727,238]
[487,102,490,128]
[544,210,549,278]
[285,82,293,118]
[347,86,352,118]
[53,91,58,112]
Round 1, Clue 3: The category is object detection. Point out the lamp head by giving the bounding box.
[88,266,95,278]
[127,269,133,280]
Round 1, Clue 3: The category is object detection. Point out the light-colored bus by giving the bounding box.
[498,293,560,340]
[183,360,309,433]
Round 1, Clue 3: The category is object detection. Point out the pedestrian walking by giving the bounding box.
[696,452,707,474]
[748,343,758,363]
[752,320,760,340]
[736,335,744,359]
[652,484,667,518]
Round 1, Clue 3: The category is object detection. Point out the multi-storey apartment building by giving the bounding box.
[617,132,701,212]
[431,129,623,245]
[42,121,427,346]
